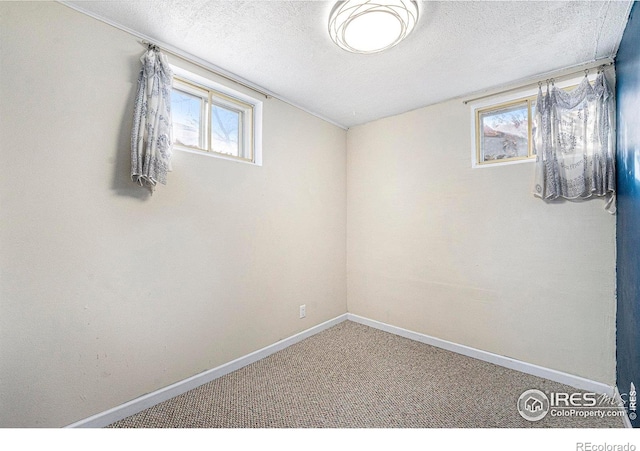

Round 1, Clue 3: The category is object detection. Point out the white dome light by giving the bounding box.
[328,0,419,54]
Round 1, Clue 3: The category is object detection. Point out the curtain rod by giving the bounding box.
[140,40,271,99]
[462,58,614,105]
[57,1,349,130]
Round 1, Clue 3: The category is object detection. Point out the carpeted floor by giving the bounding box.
[108,321,626,428]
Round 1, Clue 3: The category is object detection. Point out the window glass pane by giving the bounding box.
[530,101,537,155]
[172,89,203,148]
[211,104,240,157]
[479,101,530,162]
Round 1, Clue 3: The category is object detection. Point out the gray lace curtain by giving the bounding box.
[131,46,174,191]
[533,72,616,213]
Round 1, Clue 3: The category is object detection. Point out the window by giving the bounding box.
[470,76,584,168]
[475,97,536,166]
[170,66,262,165]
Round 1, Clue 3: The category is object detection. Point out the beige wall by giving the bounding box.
[0,2,347,427]
[347,98,617,385]
[0,0,618,430]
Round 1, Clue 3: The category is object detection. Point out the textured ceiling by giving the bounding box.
[63,1,632,128]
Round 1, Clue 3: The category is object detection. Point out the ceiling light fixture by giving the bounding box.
[328,0,419,54]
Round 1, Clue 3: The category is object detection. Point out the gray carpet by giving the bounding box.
[108,321,626,428]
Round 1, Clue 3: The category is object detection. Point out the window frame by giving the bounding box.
[474,96,537,167]
[170,65,263,166]
[470,75,587,169]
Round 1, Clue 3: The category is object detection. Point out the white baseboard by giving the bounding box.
[66,314,349,428]
[347,313,616,397]
[69,312,620,428]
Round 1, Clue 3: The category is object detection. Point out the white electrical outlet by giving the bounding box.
[299,304,306,318]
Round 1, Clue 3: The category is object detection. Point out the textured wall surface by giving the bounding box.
[615,1,640,429]
[347,96,617,385]
[0,2,347,427]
